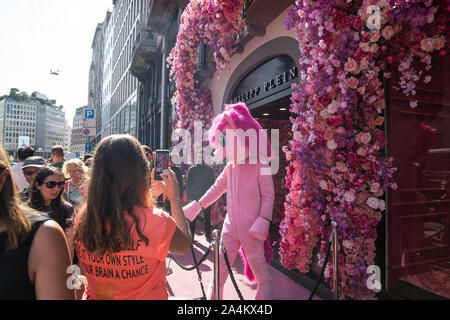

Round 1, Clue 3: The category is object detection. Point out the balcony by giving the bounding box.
[235,0,294,53]
[146,0,183,33]
[130,26,158,81]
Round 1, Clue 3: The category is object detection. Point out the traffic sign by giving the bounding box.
[82,128,90,136]
[84,109,95,119]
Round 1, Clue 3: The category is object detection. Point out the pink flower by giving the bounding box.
[360,57,369,70]
[433,37,445,51]
[336,161,348,172]
[381,25,394,40]
[369,30,380,43]
[327,139,337,150]
[370,183,380,193]
[357,148,367,156]
[357,132,371,145]
[344,58,358,73]
[347,77,359,89]
[420,38,435,52]
[375,116,385,126]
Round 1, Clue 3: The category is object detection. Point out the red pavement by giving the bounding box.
[166,222,320,300]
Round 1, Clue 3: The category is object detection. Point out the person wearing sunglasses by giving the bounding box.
[28,166,75,261]
[18,156,46,203]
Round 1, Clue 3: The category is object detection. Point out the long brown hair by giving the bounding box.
[75,134,151,255]
[0,147,31,252]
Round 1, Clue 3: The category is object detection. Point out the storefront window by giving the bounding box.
[387,53,450,299]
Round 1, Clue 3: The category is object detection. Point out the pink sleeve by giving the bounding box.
[198,163,230,209]
[258,165,275,220]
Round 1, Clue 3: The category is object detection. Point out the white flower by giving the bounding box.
[366,197,380,209]
[293,131,302,142]
[410,100,418,109]
[344,191,355,202]
[342,240,353,250]
[327,139,337,150]
[378,199,386,211]
[319,180,328,190]
[327,100,338,114]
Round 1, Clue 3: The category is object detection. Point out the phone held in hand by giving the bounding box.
[154,149,170,181]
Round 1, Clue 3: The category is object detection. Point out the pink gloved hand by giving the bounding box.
[183,201,202,222]
[249,216,270,241]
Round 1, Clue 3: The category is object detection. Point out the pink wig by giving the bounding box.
[208,102,272,161]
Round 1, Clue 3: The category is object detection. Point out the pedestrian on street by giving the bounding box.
[62,159,88,208]
[49,145,65,171]
[0,146,74,300]
[186,164,215,242]
[11,146,35,192]
[18,156,46,203]
[74,134,191,300]
[28,166,75,261]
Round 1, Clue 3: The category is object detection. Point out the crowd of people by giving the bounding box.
[0,134,215,300]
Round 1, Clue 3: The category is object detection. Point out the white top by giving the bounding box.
[11,162,28,191]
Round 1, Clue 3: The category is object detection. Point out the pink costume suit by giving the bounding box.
[197,162,274,300]
[183,102,275,299]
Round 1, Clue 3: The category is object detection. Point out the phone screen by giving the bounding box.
[154,150,170,180]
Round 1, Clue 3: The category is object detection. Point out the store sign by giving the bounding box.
[230,55,298,106]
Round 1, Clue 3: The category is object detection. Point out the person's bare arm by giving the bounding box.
[28,220,75,300]
[65,226,74,262]
[158,169,192,255]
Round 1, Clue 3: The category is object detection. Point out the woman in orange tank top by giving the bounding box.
[73,134,191,300]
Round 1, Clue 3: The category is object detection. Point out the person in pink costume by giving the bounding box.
[183,102,275,300]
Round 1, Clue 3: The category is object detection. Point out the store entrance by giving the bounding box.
[249,96,292,241]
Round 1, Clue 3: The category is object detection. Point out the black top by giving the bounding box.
[186,165,215,201]
[0,212,50,300]
[40,204,74,231]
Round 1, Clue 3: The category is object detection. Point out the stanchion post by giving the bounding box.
[331,221,339,300]
[211,229,220,300]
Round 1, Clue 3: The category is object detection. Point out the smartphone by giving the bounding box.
[154,149,170,181]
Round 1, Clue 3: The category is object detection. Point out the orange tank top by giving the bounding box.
[74,206,176,300]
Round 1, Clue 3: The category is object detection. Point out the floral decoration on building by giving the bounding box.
[168,0,247,224]
[280,0,448,299]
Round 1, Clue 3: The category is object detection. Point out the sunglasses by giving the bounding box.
[43,181,65,189]
[23,170,38,176]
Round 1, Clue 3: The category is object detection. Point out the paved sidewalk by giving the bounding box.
[166,223,320,300]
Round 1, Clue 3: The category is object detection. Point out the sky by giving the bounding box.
[0,0,113,124]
